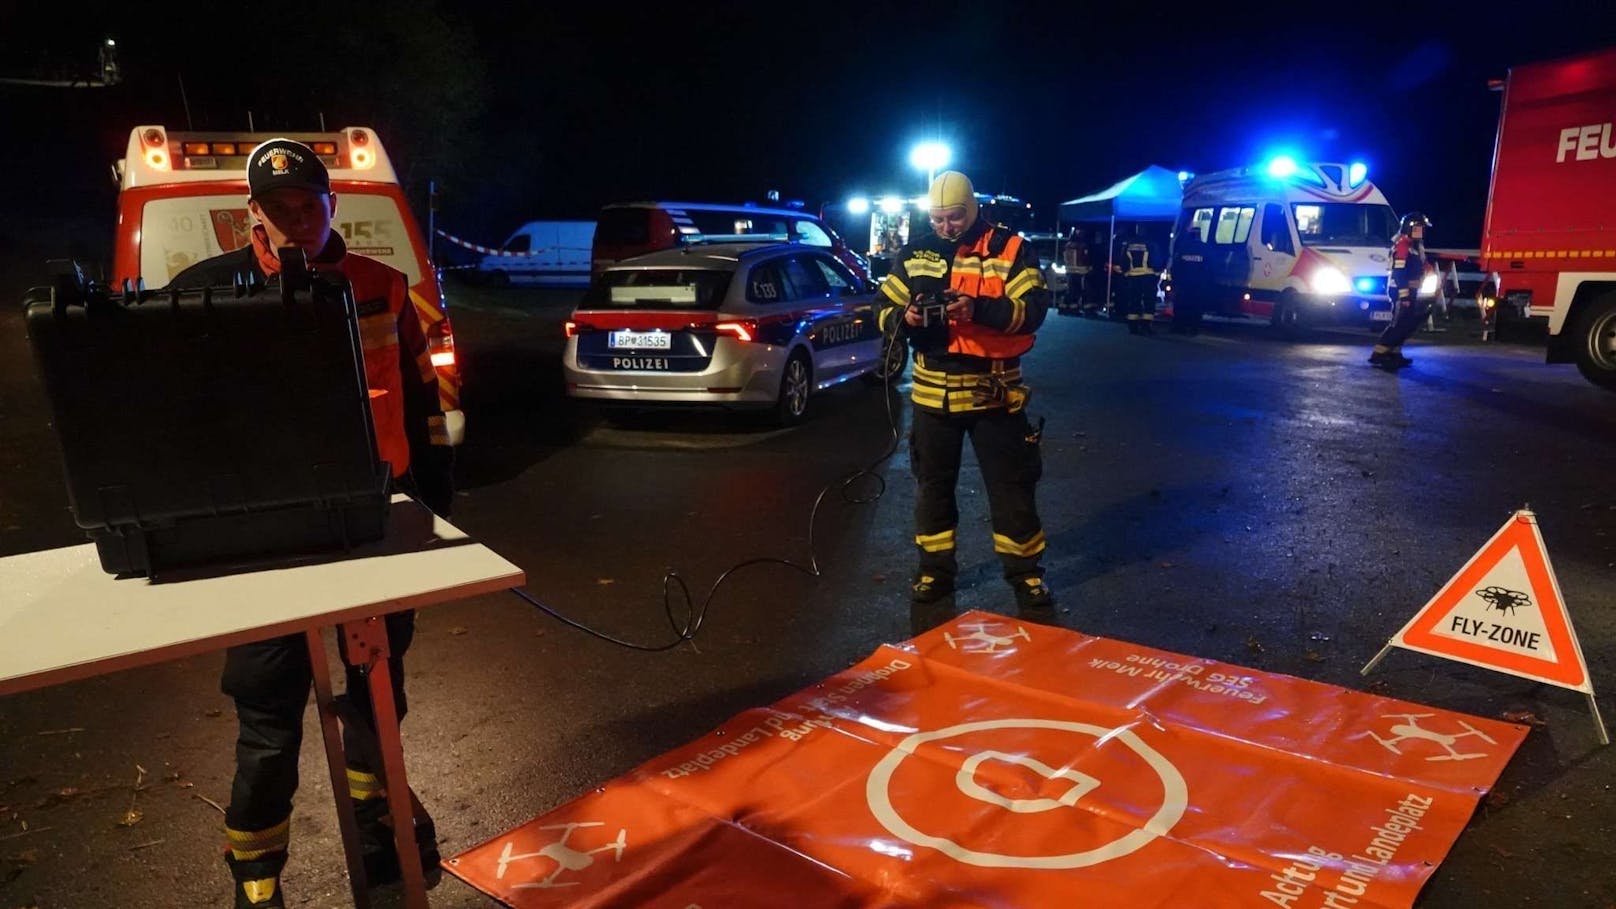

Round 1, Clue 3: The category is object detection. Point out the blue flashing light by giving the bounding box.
[1266,155,1298,178]
[1348,162,1368,187]
[848,196,871,215]
[1177,170,1192,183]
[1355,277,1375,293]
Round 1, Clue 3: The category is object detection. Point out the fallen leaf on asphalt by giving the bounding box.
[1490,844,1514,859]
[1486,789,1512,809]
[596,578,615,586]
[1304,651,1325,663]
[1500,709,1547,728]
[116,808,142,827]
[1245,635,1264,654]
[449,627,468,636]
[1158,561,1174,569]
[204,709,222,718]
[871,574,886,583]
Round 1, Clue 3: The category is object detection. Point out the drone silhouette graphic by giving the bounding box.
[1474,586,1532,616]
[496,821,628,890]
[944,622,1032,654]
[1366,713,1498,762]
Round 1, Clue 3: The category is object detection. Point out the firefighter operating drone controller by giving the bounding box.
[911,290,959,328]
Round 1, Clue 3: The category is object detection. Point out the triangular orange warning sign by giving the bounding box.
[1389,510,1591,692]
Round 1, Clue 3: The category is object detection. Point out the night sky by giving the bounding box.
[3,1,1615,262]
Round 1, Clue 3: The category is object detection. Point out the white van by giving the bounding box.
[479,220,594,287]
[1164,160,1398,329]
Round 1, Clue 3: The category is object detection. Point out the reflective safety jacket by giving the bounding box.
[1118,237,1158,277]
[1387,235,1426,305]
[169,227,452,482]
[875,221,1050,414]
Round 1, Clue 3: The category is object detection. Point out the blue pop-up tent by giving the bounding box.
[1058,165,1184,223]
[1058,165,1184,305]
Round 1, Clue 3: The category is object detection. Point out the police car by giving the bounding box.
[563,242,907,424]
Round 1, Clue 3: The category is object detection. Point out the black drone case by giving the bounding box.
[24,260,390,576]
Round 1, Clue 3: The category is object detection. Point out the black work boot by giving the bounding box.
[226,851,287,909]
[354,792,442,889]
[1013,576,1056,612]
[910,573,956,605]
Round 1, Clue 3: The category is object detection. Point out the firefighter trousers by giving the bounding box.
[910,406,1046,582]
[220,610,415,843]
[1376,297,1429,351]
[1121,274,1156,322]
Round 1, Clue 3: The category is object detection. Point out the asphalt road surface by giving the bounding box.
[1,276,1612,908]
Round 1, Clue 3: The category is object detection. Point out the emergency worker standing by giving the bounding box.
[1369,212,1432,369]
[1059,227,1091,314]
[170,139,454,908]
[876,171,1055,611]
[1113,223,1160,334]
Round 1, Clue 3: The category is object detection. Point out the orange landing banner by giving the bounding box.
[447,611,1526,908]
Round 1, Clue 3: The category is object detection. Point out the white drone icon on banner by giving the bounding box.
[1366,713,1499,762]
[496,821,627,890]
[944,622,1031,654]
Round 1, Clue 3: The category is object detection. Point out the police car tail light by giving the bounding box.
[565,320,599,338]
[715,320,756,342]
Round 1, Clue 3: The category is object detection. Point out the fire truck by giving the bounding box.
[1480,47,1616,391]
[111,125,464,440]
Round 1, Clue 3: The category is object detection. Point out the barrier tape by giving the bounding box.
[435,228,588,258]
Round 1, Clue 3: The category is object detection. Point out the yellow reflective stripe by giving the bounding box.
[878,306,900,333]
[242,879,280,903]
[915,529,956,552]
[914,363,1021,387]
[910,387,946,408]
[952,263,984,276]
[409,288,443,326]
[359,313,399,351]
[226,818,291,859]
[907,259,948,279]
[1006,297,1027,334]
[994,530,1047,557]
[1005,270,1040,299]
[346,768,385,801]
[980,260,1013,281]
[880,273,909,304]
[427,414,452,447]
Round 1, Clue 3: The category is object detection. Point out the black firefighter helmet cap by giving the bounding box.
[246,139,331,200]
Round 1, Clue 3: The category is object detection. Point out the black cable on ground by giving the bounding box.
[510,340,908,650]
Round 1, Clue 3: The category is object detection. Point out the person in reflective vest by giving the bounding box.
[1369,212,1432,369]
[875,171,1055,612]
[1113,223,1160,334]
[169,139,452,908]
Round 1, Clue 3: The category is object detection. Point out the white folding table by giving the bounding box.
[0,496,525,908]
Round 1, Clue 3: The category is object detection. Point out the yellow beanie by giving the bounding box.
[928,171,978,228]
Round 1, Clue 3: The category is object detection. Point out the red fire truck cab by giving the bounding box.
[1481,47,1616,390]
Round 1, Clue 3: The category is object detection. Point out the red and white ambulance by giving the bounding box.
[1480,47,1616,390]
[111,125,464,441]
[1165,159,1399,330]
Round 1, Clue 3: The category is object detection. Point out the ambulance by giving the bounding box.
[111,125,464,443]
[1164,158,1399,330]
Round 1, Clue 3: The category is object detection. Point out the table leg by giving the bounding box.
[307,629,371,908]
[344,617,429,909]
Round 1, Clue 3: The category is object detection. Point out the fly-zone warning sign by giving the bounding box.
[1363,509,1607,744]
